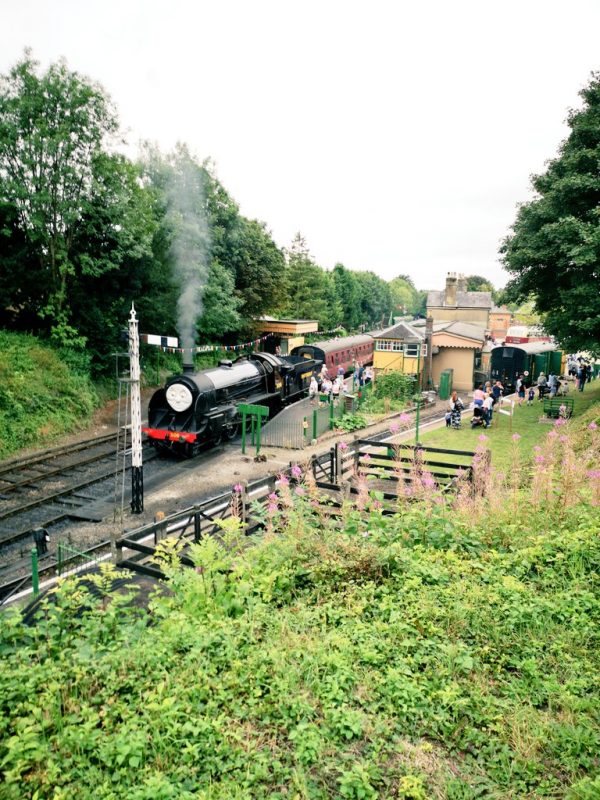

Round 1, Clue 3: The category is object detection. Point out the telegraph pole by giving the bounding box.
[129,304,143,513]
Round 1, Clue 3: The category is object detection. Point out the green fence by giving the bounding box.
[57,541,103,577]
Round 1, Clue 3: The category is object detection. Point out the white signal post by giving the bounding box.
[129,304,143,513]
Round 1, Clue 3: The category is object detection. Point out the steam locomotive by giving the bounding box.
[143,352,320,456]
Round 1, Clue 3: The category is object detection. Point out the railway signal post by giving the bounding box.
[129,305,143,514]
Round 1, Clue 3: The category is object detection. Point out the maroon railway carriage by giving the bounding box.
[291,334,373,375]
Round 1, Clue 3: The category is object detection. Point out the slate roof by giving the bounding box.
[411,319,486,344]
[371,322,424,341]
[426,290,492,309]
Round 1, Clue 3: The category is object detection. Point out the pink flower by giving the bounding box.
[267,503,278,514]
[559,435,568,443]
[399,412,411,424]
[547,430,558,439]
[233,483,243,493]
[478,434,488,442]
[534,455,545,464]
[554,418,567,427]
[362,453,371,462]
[276,474,289,487]
[511,433,521,441]
[533,446,541,453]
[389,423,400,435]
[268,492,278,502]
[291,464,303,478]
[587,469,600,479]
[295,486,305,496]
[589,422,598,430]
[422,474,436,488]
[339,441,349,451]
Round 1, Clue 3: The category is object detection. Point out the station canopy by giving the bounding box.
[254,317,319,335]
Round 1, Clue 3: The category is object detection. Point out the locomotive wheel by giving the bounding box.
[222,420,239,441]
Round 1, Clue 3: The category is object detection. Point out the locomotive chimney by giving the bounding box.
[182,356,195,374]
[444,272,457,306]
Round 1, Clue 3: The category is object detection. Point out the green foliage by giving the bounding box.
[373,371,416,401]
[335,412,369,432]
[0,331,98,457]
[501,72,600,353]
[283,234,343,329]
[2,415,600,796]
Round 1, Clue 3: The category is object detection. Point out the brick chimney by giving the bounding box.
[444,273,457,306]
[457,273,467,293]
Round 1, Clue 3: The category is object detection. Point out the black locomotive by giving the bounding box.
[143,352,319,456]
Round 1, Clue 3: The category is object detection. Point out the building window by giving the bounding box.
[404,343,426,357]
[376,340,392,351]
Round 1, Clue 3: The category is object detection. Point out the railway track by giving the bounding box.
[0,403,450,606]
[0,434,156,552]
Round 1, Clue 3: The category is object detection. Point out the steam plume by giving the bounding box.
[165,148,211,358]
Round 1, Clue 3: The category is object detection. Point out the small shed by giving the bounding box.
[253,317,319,354]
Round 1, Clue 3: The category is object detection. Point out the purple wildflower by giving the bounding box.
[339,441,349,451]
[589,422,598,431]
[268,492,278,502]
[233,483,243,493]
[587,469,600,479]
[276,474,289,487]
[547,430,558,439]
[478,434,488,442]
[389,423,400,435]
[295,486,305,496]
[555,417,567,427]
[534,455,545,464]
[362,453,371,462]
[399,412,411,424]
[267,503,278,514]
[291,464,303,478]
[511,433,521,441]
[559,435,568,443]
[422,474,436,489]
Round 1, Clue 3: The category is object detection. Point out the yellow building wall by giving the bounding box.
[432,348,476,392]
[427,307,489,326]
[373,350,423,375]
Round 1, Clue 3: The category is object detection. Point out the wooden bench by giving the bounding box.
[543,397,574,418]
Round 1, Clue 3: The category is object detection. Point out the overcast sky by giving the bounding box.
[2,0,599,290]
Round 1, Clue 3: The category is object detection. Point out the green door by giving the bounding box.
[533,353,550,381]
[550,350,563,376]
[438,369,453,400]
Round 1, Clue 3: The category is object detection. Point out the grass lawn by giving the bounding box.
[417,381,600,471]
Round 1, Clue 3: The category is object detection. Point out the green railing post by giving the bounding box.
[256,416,262,456]
[329,400,334,429]
[415,398,421,445]
[241,411,247,454]
[31,548,39,597]
[312,409,318,440]
[57,541,62,575]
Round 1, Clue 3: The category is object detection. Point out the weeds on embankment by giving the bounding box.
[1,411,599,799]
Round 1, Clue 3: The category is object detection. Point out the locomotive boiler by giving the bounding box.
[143,351,319,456]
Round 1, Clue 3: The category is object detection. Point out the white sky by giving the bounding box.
[2,0,599,290]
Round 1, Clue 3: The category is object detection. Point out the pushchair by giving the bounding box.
[471,405,486,429]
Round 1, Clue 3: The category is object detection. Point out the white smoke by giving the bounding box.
[165,147,211,359]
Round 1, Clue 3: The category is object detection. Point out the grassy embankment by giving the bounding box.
[417,382,600,470]
[1,394,599,798]
[0,332,98,459]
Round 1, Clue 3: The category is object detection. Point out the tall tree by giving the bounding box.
[0,52,152,344]
[501,73,600,352]
[354,270,392,327]
[283,234,343,329]
[332,263,362,329]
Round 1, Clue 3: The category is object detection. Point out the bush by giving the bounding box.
[374,371,415,401]
[0,332,98,458]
